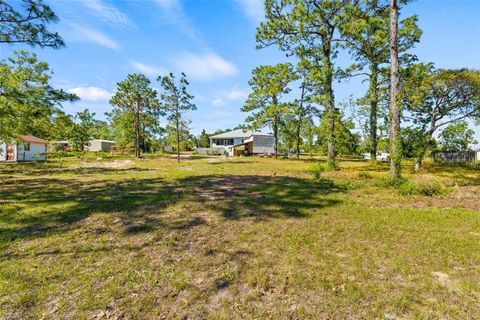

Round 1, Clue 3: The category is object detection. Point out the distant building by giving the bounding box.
[85,139,116,152]
[362,151,390,162]
[433,151,478,163]
[209,129,274,156]
[0,135,48,162]
[50,140,70,152]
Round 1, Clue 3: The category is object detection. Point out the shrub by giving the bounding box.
[398,179,443,196]
[358,171,372,179]
[310,162,326,179]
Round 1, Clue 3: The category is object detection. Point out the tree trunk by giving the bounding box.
[322,38,336,168]
[296,82,306,160]
[296,121,301,160]
[415,119,436,171]
[134,110,141,158]
[273,96,279,159]
[389,0,401,180]
[369,63,379,164]
[176,103,180,163]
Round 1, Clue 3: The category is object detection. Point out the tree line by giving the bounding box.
[240,0,480,179]
[0,0,479,176]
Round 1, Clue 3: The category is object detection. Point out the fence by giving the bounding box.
[433,151,477,163]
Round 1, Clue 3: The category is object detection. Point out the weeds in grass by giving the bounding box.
[398,179,444,196]
[358,171,373,179]
[309,162,327,179]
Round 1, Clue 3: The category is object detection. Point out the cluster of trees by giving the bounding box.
[239,0,480,178]
[1,0,478,174]
[109,72,196,161]
[0,0,198,161]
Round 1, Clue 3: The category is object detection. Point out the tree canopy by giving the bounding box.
[0,0,64,48]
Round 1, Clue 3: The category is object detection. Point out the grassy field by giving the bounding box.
[0,156,479,319]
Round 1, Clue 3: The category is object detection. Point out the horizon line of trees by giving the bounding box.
[0,0,479,170]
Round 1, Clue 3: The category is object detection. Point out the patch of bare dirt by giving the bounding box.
[81,160,133,169]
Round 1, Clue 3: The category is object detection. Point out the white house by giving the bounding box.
[209,129,275,156]
[0,135,48,162]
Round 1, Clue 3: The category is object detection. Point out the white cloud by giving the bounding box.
[84,0,132,26]
[212,98,226,106]
[235,0,264,24]
[226,90,249,100]
[131,61,167,76]
[211,88,249,107]
[67,87,112,101]
[173,52,237,81]
[70,24,120,51]
[153,0,200,42]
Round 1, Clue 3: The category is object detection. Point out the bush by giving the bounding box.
[309,162,327,179]
[358,171,372,179]
[398,179,443,196]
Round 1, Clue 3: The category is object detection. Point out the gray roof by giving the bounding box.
[210,129,272,139]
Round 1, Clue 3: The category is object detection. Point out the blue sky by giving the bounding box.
[2,0,480,144]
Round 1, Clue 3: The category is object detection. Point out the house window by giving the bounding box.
[24,143,30,151]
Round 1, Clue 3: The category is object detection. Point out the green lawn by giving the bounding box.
[0,156,479,319]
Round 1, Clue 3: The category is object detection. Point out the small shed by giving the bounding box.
[0,135,48,162]
[85,139,116,152]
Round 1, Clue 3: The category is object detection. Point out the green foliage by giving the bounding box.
[68,109,96,152]
[0,0,64,48]
[257,0,354,165]
[110,73,161,157]
[0,51,78,140]
[403,67,480,168]
[315,110,361,155]
[439,122,477,152]
[198,129,210,148]
[401,127,431,159]
[340,1,422,160]
[309,162,326,180]
[158,72,196,160]
[398,179,443,196]
[242,63,298,158]
[358,171,372,179]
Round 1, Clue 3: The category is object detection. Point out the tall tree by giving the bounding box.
[110,74,160,158]
[389,0,402,180]
[158,72,196,163]
[242,63,298,159]
[403,67,480,170]
[0,0,63,48]
[257,0,351,167]
[341,1,421,163]
[289,72,319,159]
[0,51,77,139]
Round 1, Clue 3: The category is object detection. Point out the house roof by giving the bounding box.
[210,129,272,139]
[18,135,48,144]
[90,139,115,143]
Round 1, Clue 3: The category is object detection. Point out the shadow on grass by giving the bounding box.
[0,174,181,246]
[0,164,156,176]
[177,174,344,220]
[0,170,344,250]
